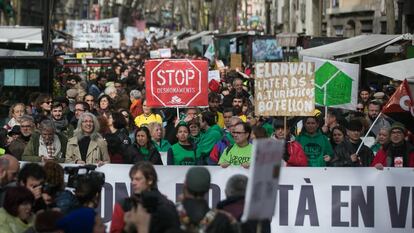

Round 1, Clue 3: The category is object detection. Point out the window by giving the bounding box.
[334,25,343,37]
[332,0,339,8]
[361,20,373,33]
[0,69,40,87]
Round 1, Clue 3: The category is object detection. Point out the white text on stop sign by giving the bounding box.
[156,69,195,86]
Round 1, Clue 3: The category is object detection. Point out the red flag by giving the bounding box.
[382,79,414,132]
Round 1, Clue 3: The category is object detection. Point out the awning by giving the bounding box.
[299,34,410,60]
[177,31,213,50]
[0,48,43,57]
[277,33,298,47]
[158,30,192,45]
[366,58,414,81]
[0,27,43,44]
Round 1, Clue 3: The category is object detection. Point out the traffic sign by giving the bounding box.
[145,59,209,107]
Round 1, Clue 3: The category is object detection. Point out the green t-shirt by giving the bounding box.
[140,147,150,160]
[219,143,252,165]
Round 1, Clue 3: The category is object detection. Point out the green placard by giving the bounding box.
[315,62,353,106]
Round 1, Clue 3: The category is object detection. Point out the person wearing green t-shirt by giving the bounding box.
[296,116,333,167]
[167,124,200,165]
[219,122,252,169]
[148,122,171,153]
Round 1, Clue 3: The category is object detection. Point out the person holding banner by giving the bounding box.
[128,127,162,165]
[296,116,333,167]
[371,122,414,168]
[331,120,374,167]
[273,121,308,167]
[167,124,200,165]
[219,122,252,168]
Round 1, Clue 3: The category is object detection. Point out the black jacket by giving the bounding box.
[127,143,163,165]
[331,139,373,167]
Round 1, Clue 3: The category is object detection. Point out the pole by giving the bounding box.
[284,116,287,137]
[356,112,382,154]
[266,0,271,34]
[176,107,180,122]
[256,221,262,233]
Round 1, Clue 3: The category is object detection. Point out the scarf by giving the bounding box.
[39,134,62,159]
[53,118,69,133]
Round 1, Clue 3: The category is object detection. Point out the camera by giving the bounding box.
[42,183,60,197]
[64,165,105,189]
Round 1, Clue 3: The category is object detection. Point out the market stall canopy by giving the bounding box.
[0,48,43,57]
[0,27,42,44]
[177,31,213,50]
[157,30,193,45]
[366,58,414,81]
[299,34,411,60]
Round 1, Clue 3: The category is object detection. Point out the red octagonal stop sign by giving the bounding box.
[145,59,209,107]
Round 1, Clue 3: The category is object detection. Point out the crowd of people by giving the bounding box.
[0,37,413,232]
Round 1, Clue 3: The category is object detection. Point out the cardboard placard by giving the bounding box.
[254,62,315,116]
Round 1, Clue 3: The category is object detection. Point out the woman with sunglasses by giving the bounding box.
[32,93,53,119]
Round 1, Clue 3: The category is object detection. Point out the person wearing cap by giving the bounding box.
[219,122,252,168]
[56,207,105,233]
[331,119,374,167]
[177,167,237,233]
[371,122,414,168]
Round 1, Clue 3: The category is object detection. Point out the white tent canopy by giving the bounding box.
[0,27,43,44]
[366,58,414,81]
[177,31,213,50]
[299,34,410,60]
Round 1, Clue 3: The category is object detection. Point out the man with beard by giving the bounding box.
[232,93,247,122]
[50,102,74,138]
[208,92,224,128]
[366,101,391,137]
[8,115,35,160]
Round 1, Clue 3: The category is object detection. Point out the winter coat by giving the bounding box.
[371,142,414,167]
[331,139,373,167]
[285,141,308,166]
[22,132,67,163]
[0,208,33,233]
[65,136,110,164]
[127,143,163,165]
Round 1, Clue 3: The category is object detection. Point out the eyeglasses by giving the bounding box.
[391,130,404,135]
[357,108,364,111]
[20,124,31,128]
[75,108,85,112]
[44,101,52,104]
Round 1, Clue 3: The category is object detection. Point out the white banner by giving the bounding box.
[66,18,120,49]
[92,165,413,233]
